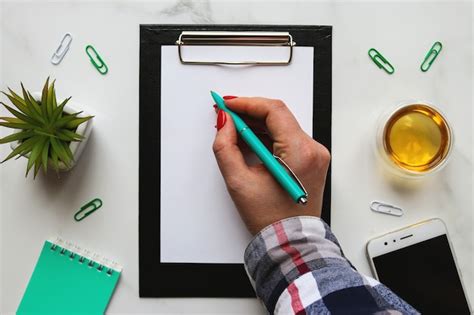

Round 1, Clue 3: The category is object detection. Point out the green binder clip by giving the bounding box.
[368,48,395,74]
[85,45,108,75]
[74,198,103,221]
[420,41,443,72]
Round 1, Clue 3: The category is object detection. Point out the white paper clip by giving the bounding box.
[370,201,403,217]
[51,33,72,65]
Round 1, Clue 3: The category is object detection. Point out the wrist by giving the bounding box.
[244,216,343,312]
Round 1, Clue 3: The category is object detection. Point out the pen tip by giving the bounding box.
[298,197,308,205]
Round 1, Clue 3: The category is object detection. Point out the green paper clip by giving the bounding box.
[368,48,395,74]
[74,198,103,221]
[85,45,108,75]
[420,41,443,72]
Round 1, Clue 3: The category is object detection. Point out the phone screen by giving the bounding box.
[373,234,470,314]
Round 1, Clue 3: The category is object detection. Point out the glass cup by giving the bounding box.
[375,101,454,178]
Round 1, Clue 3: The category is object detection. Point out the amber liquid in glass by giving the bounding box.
[383,104,451,172]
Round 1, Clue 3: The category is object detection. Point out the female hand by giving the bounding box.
[213,97,330,235]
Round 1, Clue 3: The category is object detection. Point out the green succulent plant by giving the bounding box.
[0,78,93,177]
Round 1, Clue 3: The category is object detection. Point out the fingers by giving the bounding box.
[224,97,304,143]
[237,133,273,155]
[213,111,251,183]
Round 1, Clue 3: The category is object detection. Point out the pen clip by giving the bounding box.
[273,155,308,197]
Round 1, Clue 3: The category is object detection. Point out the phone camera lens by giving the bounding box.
[384,242,388,245]
[393,240,396,242]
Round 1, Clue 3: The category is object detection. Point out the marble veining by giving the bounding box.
[160,0,214,23]
[0,1,472,314]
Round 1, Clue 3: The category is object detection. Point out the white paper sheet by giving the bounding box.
[160,45,314,263]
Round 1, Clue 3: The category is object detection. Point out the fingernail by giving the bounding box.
[223,95,237,100]
[216,109,226,130]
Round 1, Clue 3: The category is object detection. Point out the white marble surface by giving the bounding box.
[0,1,472,314]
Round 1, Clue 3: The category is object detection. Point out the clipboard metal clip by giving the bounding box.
[176,31,296,65]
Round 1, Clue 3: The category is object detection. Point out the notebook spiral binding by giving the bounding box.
[48,237,122,276]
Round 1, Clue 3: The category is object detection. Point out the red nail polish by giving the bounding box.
[216,110,226,130]
[223,95,237,100]
[213,104,218,113]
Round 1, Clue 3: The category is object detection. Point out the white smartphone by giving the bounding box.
[367,218,471,314]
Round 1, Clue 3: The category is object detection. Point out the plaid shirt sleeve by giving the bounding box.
[244,216,419,315]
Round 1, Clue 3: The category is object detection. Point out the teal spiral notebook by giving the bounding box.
[17,238,121,314]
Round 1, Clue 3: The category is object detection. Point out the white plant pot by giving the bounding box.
[10,92,93,171]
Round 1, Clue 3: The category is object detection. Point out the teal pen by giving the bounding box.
[211,91,308,205]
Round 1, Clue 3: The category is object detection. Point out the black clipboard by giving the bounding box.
[139,24,332,297]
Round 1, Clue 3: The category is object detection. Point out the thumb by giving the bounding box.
[213,110,250,181]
